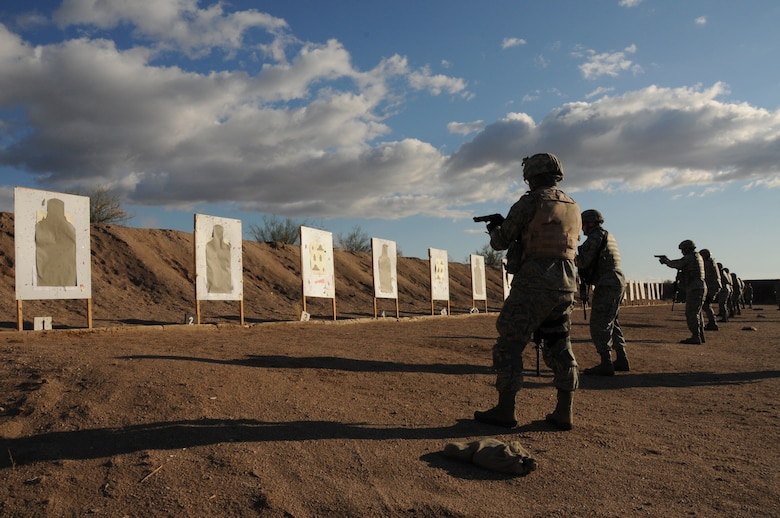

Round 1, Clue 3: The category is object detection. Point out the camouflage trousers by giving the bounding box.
[717,286,732,320]
[589,284,626,356]
[494,286,578,393]
[702,294,718,326]
[685,287,706,337]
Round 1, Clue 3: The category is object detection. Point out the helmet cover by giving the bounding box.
[581,209,604,224]
[522,153,564,181]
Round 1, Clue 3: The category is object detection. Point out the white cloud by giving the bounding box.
[407,65,469,97]
[1,6,779,223]
[576,44,642,79]
[585,86,615,99]
[54,0,290,59]
[534,55,549,68]
[445,83,780,196]
[618,0,644,7]
[695,16,708,26]
[447,120,485,135]
[0,11,470,220]
[522,91,541,103]
[501,37,526,49]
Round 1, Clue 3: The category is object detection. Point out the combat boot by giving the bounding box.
[680,336,702,345]
[474,391,517,428]
[545,390,573,431]
[582,353,614,376]
[613,350,630,372]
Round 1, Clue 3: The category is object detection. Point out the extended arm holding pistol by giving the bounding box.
[473,213,505,232]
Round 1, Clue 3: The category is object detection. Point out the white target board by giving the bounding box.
[428,248,449,301]
[194,214,243,301]
[470,254,487,301]
[301,226,335,298]
[14,187,92,300]
[371,238,398,299]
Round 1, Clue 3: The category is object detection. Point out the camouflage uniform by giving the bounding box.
[699,249,722,330]
[717,265,732,322]
[491,186,581,393]
[743,282,753,309]
[730,273,742,317]
[660,241,706,344]
[474,153,581,431]
[576,212,628,375]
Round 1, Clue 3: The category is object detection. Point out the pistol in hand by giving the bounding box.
[473,213,504,232]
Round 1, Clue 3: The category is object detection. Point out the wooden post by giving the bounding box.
[16,300,23,332]
[300,227,305,320]
[332,297,337,321]
[239,299,245,326]
[193,214,199,324]
[87,298,93,329]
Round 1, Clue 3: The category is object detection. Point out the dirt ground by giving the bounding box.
[0,212,779,517]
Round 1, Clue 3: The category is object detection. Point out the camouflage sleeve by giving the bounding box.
[575,231,601,271]
[489,194,534,251]
[665,254,690,270]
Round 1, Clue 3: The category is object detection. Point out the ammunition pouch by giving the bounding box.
[504,240,522,274]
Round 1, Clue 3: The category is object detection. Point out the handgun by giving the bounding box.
[473,213,504,225]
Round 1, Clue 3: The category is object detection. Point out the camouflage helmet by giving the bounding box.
[581,209,604,224]
[678,239,696,251]
[522,153,564,182]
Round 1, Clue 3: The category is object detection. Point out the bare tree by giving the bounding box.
[79,185,133,224]
[248,215,305,245]
[336,225,371,253]
[471,243,504,267]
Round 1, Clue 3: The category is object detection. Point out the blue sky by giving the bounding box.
[1,0,778,281]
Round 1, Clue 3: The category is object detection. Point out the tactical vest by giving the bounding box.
[703,257,722,293]
[598,232,621,277]
[521,189,580,261]
[681,252,706,290]
[579,229,621,285]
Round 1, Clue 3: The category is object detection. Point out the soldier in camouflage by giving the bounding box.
[743,282,753,309]
[717,263,732,322]
[658,240,707,344]
[729,272,743,317]
[474,152,581,431]
[699,249,722,331]
[576,209,628,376]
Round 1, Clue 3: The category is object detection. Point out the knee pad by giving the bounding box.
[554,365,580,392]
[492,339,525,392]
[491,339,524,371]
[538,315,570,337]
